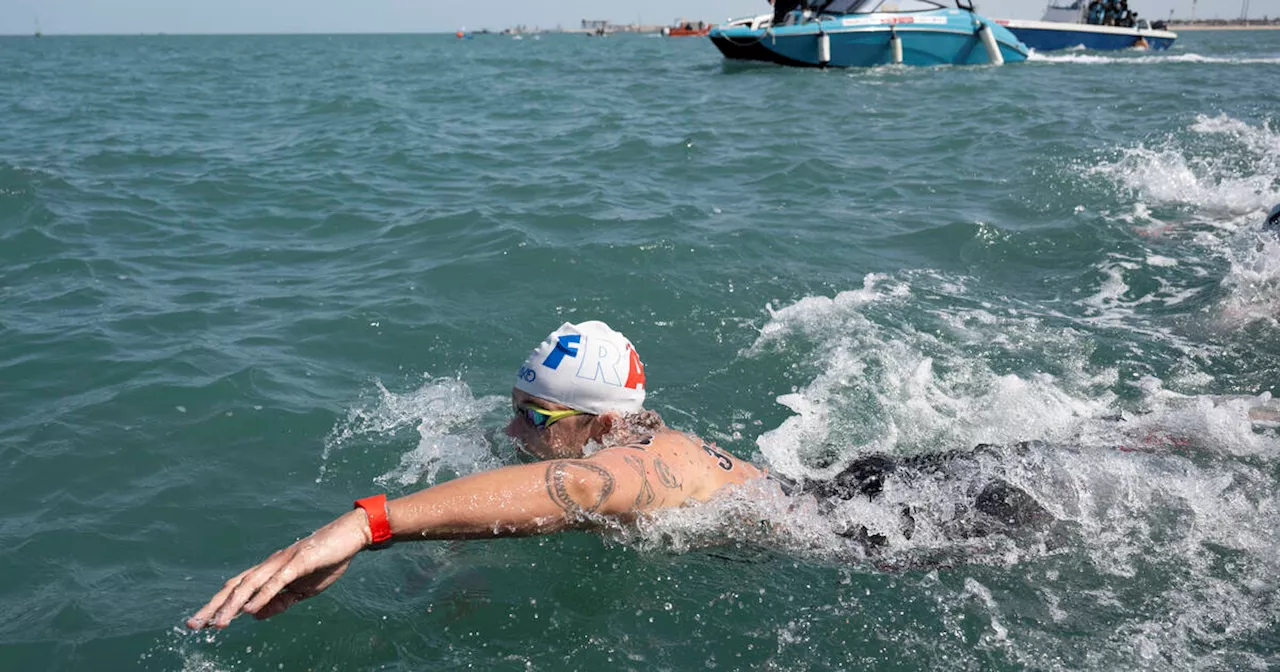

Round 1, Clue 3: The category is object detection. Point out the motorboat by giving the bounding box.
[994,1,1176,51]
[708,0,1028,68]
[664,20,712,37]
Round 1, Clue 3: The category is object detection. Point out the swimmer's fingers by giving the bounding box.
[205,549,296,629]
[184,546,313,629]
[187,511,369,630]
[238,556,304,616]
[250,560,352,621]
[186,568,254,630]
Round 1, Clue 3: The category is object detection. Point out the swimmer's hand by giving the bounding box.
[185,509,370,630]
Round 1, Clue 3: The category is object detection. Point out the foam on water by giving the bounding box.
[320,377,506,488]
[1084,114,1280,331]
[618,269,1280,668]
[1219,239,1280,328]
[1029,52,1280,65]
[747,273,1121,479]
[743,269,1278,465]
[1087,113,1279,215]
[1087,121,1278,215]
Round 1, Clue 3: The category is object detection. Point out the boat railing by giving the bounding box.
[723,13,774,30]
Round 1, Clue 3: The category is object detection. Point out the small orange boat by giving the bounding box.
[663,20,710,37]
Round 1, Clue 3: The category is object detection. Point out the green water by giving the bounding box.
[2,31,1279,671]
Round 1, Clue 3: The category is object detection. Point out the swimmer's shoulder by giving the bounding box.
[653,430,766,487]
[605,429,764,494]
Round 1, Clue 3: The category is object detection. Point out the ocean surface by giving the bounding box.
[2,28,1279,671]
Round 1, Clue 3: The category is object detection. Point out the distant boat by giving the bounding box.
[34,17,42,37]
[663,19,711,36]
[994,1,1176,51]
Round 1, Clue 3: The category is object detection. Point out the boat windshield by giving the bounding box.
[815,0,947,13]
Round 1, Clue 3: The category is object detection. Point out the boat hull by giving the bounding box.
[709,11,1028,68]
[996,19,1176,51]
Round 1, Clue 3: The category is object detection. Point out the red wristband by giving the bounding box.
[353,493,393,544]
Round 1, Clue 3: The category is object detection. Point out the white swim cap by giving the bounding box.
[514,321,646,415]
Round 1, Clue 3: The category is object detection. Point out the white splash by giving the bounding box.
[320,377,506,488]
[1085,114,1279,217]
[1080,114,1280,330]
[732,270,1279,547]
[1029,52,1280,66]
[748,273,1123,480]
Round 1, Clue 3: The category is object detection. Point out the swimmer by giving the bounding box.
[188,321,761,629]
[183,321,1057,630]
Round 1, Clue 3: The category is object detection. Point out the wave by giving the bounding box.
[1030,51,1280,65]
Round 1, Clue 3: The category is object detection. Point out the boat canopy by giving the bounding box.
[1041,1,1086,22]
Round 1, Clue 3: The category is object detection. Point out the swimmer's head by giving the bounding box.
[1265,203,1280,236]
[513,321,646,415]
[506,321,648,459]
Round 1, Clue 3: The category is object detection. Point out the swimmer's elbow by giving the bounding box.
[544,460,620,522]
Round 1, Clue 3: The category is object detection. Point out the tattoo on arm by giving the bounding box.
[622,455,656,508]
[545,461,615,515]
[654,458,683,490]
[701,443,734,471]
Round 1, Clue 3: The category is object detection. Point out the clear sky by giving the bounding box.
[3,0,1276,36]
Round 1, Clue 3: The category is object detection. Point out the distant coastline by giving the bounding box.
[9,19,1280,38]
[1168,19,1280,31]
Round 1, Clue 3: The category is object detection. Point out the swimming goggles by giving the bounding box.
[514,403,586,430]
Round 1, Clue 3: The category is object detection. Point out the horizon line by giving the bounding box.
[4,16,1275,38]
[2,29,667,37]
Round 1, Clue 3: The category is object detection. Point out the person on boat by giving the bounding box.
[186,320,1056,630]
[1102,0,1121,26]
[772,0,803,26]
[1087,1,1104,25]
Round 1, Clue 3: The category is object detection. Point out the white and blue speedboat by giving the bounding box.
[995,2,1176,51]
[708,0,1028,68]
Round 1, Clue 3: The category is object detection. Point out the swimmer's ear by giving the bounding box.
[588,411,620,439]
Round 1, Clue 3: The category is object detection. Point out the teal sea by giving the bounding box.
[2,29,1280,671]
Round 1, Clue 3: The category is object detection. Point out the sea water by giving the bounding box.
[1,30,1279,670]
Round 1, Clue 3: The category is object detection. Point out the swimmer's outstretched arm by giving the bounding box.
[186,448,688,630]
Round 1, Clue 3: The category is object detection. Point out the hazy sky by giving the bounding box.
[3,0,1275,35]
